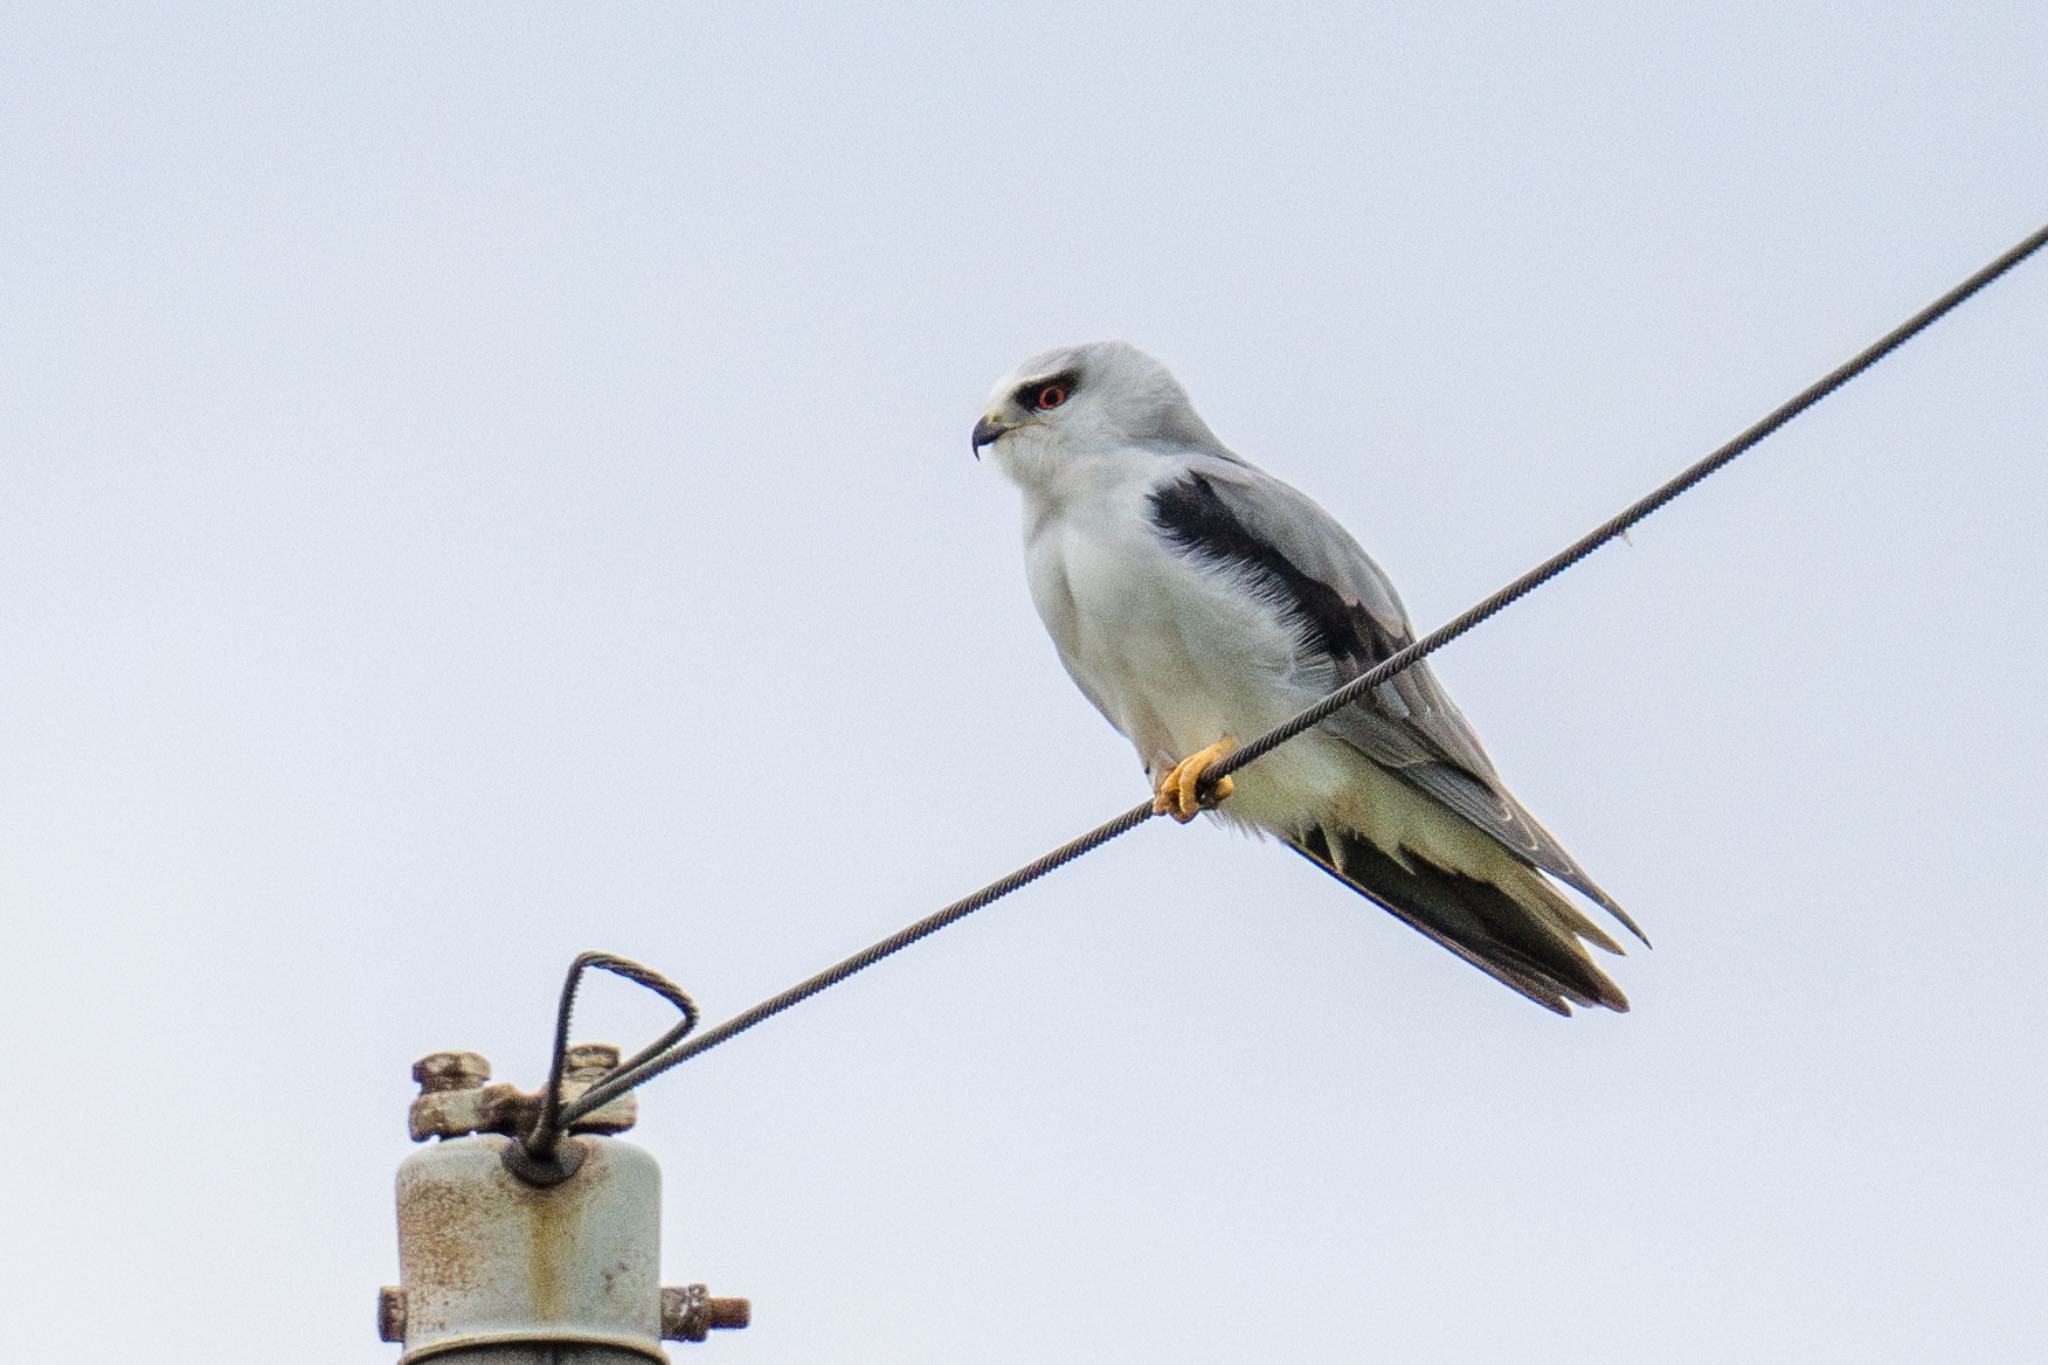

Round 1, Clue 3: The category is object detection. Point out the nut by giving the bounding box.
[409,1052,494,1141]
[377,1286,407,1343]
[411,1051,490,1093]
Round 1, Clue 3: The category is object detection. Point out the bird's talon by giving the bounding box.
[1152,739,1236,823]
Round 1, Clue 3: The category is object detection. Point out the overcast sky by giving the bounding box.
[5,4,2046,1362]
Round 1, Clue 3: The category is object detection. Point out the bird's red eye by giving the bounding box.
[1034,383,1068,411]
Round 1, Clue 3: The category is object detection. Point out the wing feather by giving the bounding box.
[1151,458,1644,945]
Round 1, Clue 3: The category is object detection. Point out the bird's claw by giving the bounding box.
[1152,738,1236,822]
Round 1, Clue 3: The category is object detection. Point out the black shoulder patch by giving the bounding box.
[1148,473,1407,669]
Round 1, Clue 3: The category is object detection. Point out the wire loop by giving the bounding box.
[522,951,700,1158]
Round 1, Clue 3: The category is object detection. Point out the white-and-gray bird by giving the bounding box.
[973,340,1644,1015]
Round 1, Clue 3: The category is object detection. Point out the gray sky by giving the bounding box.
[5,4,2045,1361]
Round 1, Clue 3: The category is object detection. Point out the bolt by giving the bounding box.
[704,1298,752,1332]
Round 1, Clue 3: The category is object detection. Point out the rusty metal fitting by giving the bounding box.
[376,1286,407,1343]
[388,1029,750,1360]
[408,1045,640,1143]
[558,1042,638,1134]
[412,1051,490,1092]
[662,1284,752,1342]
[391,1134,669,1360]
[562,1042,619,1077]
[408,1052,492,1141]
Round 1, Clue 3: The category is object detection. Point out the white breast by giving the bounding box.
[1018,461,1317,781]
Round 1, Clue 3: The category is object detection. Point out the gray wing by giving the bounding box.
[1149,456,1644,943]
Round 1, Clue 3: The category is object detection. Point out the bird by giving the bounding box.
[972,340,1644,1015]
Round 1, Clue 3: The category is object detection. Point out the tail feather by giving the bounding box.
[1290,824,1630,1016]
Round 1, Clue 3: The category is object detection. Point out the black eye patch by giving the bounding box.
[1014,370,1081,411]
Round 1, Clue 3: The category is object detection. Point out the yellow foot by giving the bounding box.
[1151,738,1236,823]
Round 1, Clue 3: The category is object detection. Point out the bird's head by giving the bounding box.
[973,341,1229,490]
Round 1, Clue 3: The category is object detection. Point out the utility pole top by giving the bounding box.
[379,1047,749,1363]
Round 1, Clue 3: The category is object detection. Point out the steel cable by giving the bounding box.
[1205,222,2048,786]
[551,221,2047,1127]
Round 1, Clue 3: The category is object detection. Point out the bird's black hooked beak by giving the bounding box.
[971,413,1010,459]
